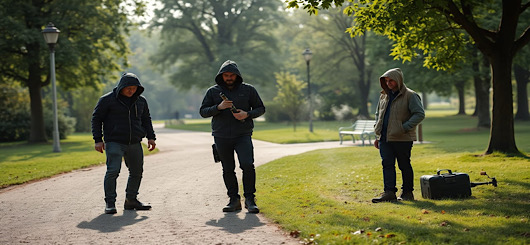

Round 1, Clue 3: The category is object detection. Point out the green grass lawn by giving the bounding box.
[252,111,530,244]
[0,134,158,187]
[2,110,529,244]
[257,147,529,244]
[166,110,530,244]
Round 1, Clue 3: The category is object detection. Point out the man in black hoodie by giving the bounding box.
[200,60,265,213]
[91,73,156,214]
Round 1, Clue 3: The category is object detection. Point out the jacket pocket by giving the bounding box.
[387,120,405,140]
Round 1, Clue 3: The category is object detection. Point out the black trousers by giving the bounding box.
[379,141,414,193]
[214,135,256,199]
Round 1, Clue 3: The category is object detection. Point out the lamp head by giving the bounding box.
[302,48,313,62]
[42,22,60,45]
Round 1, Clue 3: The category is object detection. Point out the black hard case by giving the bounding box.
[420,169,472,199]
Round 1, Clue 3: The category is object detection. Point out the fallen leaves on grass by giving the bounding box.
[421,209,430,214]
[440,221,448,227]
[290,230,300,238]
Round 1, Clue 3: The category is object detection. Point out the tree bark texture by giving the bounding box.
[472,54,491,128]
[514,64,530,121]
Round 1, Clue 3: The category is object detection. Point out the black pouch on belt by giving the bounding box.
[212,144,221,163]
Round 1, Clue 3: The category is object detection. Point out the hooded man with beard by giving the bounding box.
[372,68,425,203]
[200,60,265,213]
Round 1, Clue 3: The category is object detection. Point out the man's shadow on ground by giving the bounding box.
[205,212,265,234]
[77,211,148,233]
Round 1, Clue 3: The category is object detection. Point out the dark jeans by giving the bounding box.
[379,141,414,193]
[214,136,256,199]
[104,142,144,203]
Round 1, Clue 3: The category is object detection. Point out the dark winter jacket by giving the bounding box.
[91,73,156,144]
[199,60,265,138]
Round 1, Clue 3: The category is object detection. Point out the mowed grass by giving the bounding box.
[2,110,529,244]
[0,134,158,187]
[257,147,529,244]
[253,111,530,244]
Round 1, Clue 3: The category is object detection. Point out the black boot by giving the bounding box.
[245,198,260,214]
[371,191,397,203]
[124,198,152,210]
[222,197,242,212]
[398,191,414,201]
[105,202,117,214]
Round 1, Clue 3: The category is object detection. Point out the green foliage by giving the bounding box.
[0,0,142,88]
[0,0,144,141]
[0,82,31,141]
[68,87,103,132]
[274,72,307,130]
[286,0,346,15]
[124,29,206,120]
[43,106,76,140]
[263,101,292,123]
[151,0,283,90]
[288,0,530,155]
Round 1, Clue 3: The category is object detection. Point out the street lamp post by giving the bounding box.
[42,22,61,152]
[302,48,313,133]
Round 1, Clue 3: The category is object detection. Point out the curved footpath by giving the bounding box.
[0,124,356,244]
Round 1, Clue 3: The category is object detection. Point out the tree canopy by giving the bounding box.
[0,0,144,142]
[151,0,283,90]
[288,0,530,155]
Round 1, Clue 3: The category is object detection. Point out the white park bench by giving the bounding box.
[338,120,376,146]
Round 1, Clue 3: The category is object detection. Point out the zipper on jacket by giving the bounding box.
[128,109,132,144]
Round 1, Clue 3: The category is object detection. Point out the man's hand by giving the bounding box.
[374,139,379,149]
[217,100,233,110]
[233,109,249,121]
[95,142,105,153]
[148,139,156,151]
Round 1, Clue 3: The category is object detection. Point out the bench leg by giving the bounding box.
[339,134,343,145]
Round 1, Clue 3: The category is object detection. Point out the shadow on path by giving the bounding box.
[205,212,264,234]
[77,211,148,233]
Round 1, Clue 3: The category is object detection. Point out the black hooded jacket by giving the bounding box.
[199,60,265,138]
[91,73,156,144]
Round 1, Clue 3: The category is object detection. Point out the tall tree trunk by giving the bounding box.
[486,53,518,154]
[455,80,466,115]
[357,63,370,118]
[28,69,47,143]
[356,35,371,118]
[472,54,491,128]
[514,64,530,121]
[27,43,47,143]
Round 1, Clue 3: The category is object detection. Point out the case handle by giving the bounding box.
[437,169,453,175]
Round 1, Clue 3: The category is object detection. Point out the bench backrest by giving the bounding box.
[354,120,375,130]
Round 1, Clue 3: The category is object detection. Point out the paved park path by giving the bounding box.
[0,124,355,244]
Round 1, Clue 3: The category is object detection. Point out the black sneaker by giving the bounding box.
[371,191,397,203]
[124,198,152,210]
[222,197,242,212]
[244,198,260,214]
[105,202,117,214]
